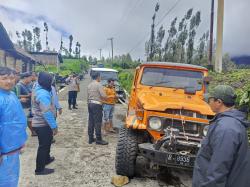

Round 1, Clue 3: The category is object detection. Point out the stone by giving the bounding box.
[111,175,129,187]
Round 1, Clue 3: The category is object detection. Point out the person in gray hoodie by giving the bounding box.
[193,85,250,187]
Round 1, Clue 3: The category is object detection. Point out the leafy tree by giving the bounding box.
[154,25,165,61]
[69,35,73,57]
[187,11,201,64]
[16,31,22,48]
[222,53,236,72]
[33,27,42,52]
[163,17,178,61]
[44,22,49,50]
[21,29,33,51]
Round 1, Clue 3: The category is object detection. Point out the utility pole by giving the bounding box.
[208,0,215,71]
[215,0,224,73]
[108,37,114,61]
[99,48,102,61]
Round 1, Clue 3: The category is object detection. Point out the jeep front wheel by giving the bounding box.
[115,127,138,177]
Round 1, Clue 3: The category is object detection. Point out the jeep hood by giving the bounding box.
[138,92,214,115]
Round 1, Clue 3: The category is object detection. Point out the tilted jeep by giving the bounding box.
[115,62,214,177]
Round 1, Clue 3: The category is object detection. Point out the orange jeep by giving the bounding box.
[115,62,214,177]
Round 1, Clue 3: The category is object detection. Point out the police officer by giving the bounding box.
[193,85,250,187]
[87,72,108,145]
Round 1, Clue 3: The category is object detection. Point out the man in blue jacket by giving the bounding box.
[0,67,27,187]
[32,72,58,175]
[193,85,250,187]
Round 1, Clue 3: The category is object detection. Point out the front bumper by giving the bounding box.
[138,143,196,169]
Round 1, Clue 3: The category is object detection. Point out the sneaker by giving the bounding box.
[35,168,55,175]
[96,140,109,145]
[45,157,55,165]
[73,106,78,109]
[68,106,72,110]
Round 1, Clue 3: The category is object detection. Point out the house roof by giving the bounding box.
[0,22,40,65]
[0,22,14,51]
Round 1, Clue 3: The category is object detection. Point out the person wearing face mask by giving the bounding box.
[0,67,27,187]
[32,72,58,175]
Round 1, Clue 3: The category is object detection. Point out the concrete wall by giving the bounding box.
[6,56,15,69]
[0,49,6,66]
[16,59,23,72]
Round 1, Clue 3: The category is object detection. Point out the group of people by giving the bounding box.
[0,67,61,186]
[87,72,117,145]
[1,65,250,187]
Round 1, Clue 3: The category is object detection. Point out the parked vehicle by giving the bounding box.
[90,68,126,102]
[115,62,214,177]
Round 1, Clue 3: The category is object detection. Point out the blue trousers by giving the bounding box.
[0,153,20,187]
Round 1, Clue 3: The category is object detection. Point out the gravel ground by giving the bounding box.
[19,75,192,187]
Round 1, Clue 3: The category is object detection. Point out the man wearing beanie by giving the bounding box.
[193,85,250,187]
[32,72,58,175]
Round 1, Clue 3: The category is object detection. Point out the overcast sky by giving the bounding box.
[0,0,249,60]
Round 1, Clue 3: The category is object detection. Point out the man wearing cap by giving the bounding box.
[0,67,27,186]
[87,72,109,145]
[102,78,117,134]
[193,85,250,187]
[17,72,36,136]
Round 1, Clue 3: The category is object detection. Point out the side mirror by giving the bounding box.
[203,76,212,84]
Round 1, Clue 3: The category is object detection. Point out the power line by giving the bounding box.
[128,0,182,54]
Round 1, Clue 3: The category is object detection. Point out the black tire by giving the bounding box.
[115,127,138,177]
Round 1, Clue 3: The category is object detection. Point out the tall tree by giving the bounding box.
[16,31,22,48]
[44,22,49,50]
[148,2,160,60]
[75,42,80,58]
[177,8,193,63]
[21,29,32,51]
[154,25,165,61]
[163,17,177,61]
[33,27,42,52]
[69,35,73,57]
[186,11,201,64]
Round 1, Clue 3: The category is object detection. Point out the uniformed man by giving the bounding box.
[87,72,108,145]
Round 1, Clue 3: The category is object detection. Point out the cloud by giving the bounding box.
[0,5,70,37]
[0,0,249,59]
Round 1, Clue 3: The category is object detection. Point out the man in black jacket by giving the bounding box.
[193,85,250,187]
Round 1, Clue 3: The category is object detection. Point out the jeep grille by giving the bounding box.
[165,109,207,119]
[164,118,201,135]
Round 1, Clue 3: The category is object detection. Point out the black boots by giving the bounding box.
[35,168,55,175]
[96,140,108,145]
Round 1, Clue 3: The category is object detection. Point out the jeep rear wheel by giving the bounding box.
[115,127,138,177]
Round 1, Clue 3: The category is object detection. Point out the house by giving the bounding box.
[0,22,39,72]
[29,51,63,67]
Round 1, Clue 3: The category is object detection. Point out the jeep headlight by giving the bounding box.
[149,117,162,130]
[203,125,209,136]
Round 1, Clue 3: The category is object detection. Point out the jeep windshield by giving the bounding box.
[92,71,118,80]
[141,67,203,91]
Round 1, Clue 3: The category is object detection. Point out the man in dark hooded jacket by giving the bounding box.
[193,85,250,187]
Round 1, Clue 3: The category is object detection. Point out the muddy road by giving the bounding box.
[19,75,192,187]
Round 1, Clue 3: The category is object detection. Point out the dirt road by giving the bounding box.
[19,75,192,187]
